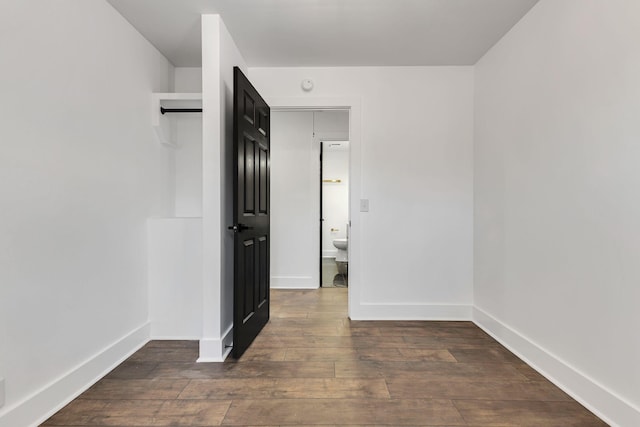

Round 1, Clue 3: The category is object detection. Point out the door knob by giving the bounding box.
[228,223,252,232]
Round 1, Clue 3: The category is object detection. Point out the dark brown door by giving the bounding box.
[231,67,270,358]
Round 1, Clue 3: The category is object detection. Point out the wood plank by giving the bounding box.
[347,320,476,329]
[307,310,348,319]
[221,399,465,425]
[335,360,528,381]
[150,361,335,379]
[401,335,498,348]
[43,288,606,426]
[453,400,608,426]
[250,335,355,348]
[284,347,360,361]
[269,310,309,319]
[387,378,572,401]
[449,346,524,364]
[42,399,113,426]
[396,348,458,362]
[235,347,287,362]
[148,400,232,426]
[260,324,380,337]
[378,326,491,338]
[126,344,199,363]
[265,318,347,328]
[179,378,390,399]
[80,379,189,400]
[41,399,231,426]
[103,361,159,380]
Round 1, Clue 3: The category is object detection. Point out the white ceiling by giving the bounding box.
[106,0,539,67]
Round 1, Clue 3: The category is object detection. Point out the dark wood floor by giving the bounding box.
[43,288,607,426]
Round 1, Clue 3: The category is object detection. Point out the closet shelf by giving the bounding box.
[152,93,203,147]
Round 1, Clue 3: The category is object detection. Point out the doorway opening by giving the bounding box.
[269,109,350,297]
[320,140,350,288]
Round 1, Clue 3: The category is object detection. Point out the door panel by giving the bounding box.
[259,147,268,214]
[243,137,256,214]
[258,236,268,303]
[232,67,270,358]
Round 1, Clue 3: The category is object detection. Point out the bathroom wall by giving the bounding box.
[474,1,640,425]
[251,67,474,318]
[0,1,173,425]
[322,143,350,257]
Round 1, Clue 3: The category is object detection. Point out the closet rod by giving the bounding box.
[160,107,203,115]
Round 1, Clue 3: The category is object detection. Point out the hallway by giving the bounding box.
[43,288,606,426]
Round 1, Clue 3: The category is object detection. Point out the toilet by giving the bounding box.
[332,238,348,275]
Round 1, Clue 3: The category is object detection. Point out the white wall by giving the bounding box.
[315,110,350,136]
[200,15,247,361]
[0,1,173,425]
[174,67,202,93]
[148,218,202,338]
[474,1,640,425]
[219,19,247,348]
[271,112,318,288]
[174,115,203,217]
[250,67,474,318]
[322,145,350,257]
[147,70,203,340]
[173,68,203,217]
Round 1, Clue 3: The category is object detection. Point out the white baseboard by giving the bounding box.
[0,323,150,427]
[197,325,233,362]
[473,307,640,427]
[150,335,201,340]
[349,302,472,320]
[270,275,318,289]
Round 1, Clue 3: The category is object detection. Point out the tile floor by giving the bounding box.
[321,257,347,288]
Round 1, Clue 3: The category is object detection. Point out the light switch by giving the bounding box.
[360,199,369,212]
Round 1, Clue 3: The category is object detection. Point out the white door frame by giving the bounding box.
[268,97,362,319]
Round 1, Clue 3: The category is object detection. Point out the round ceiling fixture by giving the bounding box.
[301,79,314,91]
